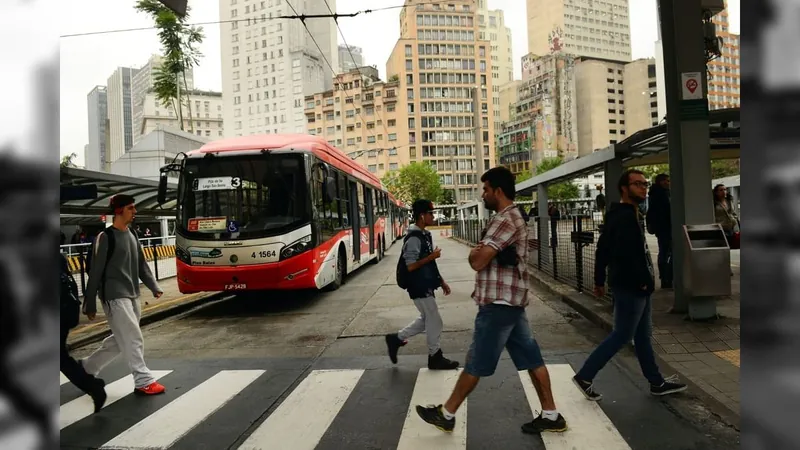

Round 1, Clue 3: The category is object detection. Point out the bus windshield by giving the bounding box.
[177,153,310,240]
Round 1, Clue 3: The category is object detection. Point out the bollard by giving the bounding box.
[575,216,584,292]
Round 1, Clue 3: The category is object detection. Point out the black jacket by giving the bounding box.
[595,202,656,295]
[646,184,671,238]
[404,229,442,299]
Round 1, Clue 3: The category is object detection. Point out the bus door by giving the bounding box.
[350,180,360,261]
[365,188,375,256]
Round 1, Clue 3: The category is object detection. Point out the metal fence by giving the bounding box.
[452,216,614,302]
[60,236,177,297]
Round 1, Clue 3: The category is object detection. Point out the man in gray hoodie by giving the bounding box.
[81,194,166,396]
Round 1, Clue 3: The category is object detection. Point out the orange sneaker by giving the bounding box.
[134,381,166,396]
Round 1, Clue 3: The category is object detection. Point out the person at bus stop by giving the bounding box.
[80,194,166,396]
[385,199,459,371]
[416,167,568,435]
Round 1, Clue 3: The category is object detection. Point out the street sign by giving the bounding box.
[680,72,703,100]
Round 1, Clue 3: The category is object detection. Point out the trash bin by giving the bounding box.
[682,224,732,319]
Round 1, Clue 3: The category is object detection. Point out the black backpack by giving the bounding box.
[396,229,426,289]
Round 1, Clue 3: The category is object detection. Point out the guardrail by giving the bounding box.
[60,236,177,297]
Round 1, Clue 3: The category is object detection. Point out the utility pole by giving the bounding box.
[472,87,484,201]
[450,152,460,205]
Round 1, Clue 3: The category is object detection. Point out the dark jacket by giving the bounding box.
[403,227,442,299]
[595,202,656,295]
[646,184,671,237]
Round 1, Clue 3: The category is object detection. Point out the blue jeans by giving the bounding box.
[464,304,545,377]
[576,288,664,386]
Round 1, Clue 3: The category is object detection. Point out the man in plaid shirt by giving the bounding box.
[416,167,568,435]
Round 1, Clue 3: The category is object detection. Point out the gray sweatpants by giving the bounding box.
[81,297,155,389]
[397,296,442,356]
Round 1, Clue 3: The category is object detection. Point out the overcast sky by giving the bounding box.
[56,0,740,166]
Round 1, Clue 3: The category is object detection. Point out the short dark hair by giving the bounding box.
[654,173,669,184]
[480,167,516,201]
[617,169,645,194]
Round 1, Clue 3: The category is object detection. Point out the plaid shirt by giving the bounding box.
[472,204,530,307]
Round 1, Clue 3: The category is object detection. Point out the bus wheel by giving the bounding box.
[326,247,346,291]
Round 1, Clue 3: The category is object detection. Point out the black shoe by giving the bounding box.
[415,404,455,432]
[385,333,407,364]
[650,376,688,396]
[428,349,459,370]
[90,379,107,413]
[521,412,568,434]
[572,375,602,401]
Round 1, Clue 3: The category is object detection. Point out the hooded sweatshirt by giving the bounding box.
[595,202,656,295]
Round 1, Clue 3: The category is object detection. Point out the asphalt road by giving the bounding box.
[62,235,740,450]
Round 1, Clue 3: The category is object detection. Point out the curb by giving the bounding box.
[66,292,227,351]
[525,270,741,430]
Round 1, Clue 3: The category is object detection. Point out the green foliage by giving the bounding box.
[135,0,205,132]
[60,153,77,168]
[382,162,443,205]
[534,157,580,201]
[631,159,739,182]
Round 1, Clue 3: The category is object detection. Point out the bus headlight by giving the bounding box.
[176,246,191,265]
[280,235,312,260]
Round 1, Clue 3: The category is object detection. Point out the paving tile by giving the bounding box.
[681,366,720,377]
[673,332,699,344]
[724,339,740,349]
[693,351,723,362]
[714,349,741,367]
[654,334,678,344]
[725,389,741,402]
[661,343,688,354]
[683,342,710,353]
[710,381,739,395]
[652,343,665,355]
[652,328,671,335]
[703,340,732,352]
[692,331,720,341]
[659,354,676,362]
[670,353,698,362]
[719,371,739,383]
[682,360,712,371]
[714,328,739,341]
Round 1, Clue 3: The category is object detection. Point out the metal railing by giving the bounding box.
[60,236,178,297]
[452,216,614,302]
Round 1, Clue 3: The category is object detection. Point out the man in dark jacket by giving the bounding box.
[646,173,673,289]
[572,169,687,401]
[385,199,458,370]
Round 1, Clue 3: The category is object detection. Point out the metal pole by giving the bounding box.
[659,0,715,314]
[450,152,460,205]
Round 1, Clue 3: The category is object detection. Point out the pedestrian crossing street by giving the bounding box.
[58,355,716,450]
[59,357,701,450]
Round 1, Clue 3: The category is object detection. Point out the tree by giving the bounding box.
[534,157,580,200]
[388,74,400,83]
[631,159,739,182]
[60,153,78,168]
[382,162,443,205]
[135,0,204,132]
[514,170,533,201]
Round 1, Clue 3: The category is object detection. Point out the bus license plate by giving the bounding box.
[224,283,247,290]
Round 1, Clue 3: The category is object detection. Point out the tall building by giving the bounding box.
[476,1,514,132]
[305,67,407,179]
[218,0,338,137]
[86,86,108,171]
[131,54,195,146]
[707,3,740,110]
[338,45,364,74]
[106,66,139,165]
[526,0,632,63]
[622,58,660,135]
[140,90,225,140]
[574,58,626,156]
[498,52,577,176]
[387,0,495,202]
[498,80,522,124]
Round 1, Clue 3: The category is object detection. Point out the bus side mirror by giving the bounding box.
[157,171,168,205]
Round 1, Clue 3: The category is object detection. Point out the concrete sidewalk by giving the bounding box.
[451,234,742,429]
[67,276,222,349]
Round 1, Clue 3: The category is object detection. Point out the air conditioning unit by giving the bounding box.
[701,0,725,16]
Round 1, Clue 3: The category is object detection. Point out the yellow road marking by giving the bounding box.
[713,349,740,367]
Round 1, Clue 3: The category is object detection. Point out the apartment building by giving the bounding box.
[219,0,337,137]
[623,58,659,135]
[476,1,514,133]
[526,0,632,63]
[106,66,139,165]
[707,3,740,110]
[131,54,195,146]
[304,67,407,179]
[574,58,627,156]
[140,90,225,140]
[387,0,495,202]
[338,45,364,74]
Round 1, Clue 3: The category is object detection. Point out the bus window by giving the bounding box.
[338,171,350,227]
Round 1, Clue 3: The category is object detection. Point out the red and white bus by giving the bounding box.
[157,134,410,294]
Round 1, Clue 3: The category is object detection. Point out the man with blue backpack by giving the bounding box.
[385,199,459,370]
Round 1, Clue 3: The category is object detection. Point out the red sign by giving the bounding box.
[685,79,698,94]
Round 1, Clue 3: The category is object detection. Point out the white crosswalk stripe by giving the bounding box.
[60,364,637,449]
